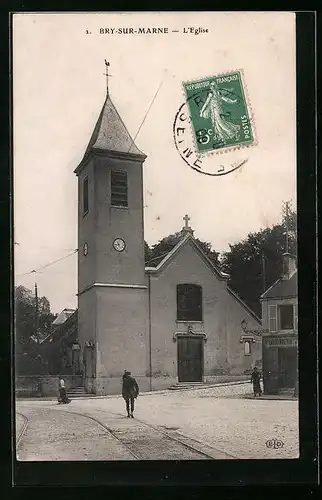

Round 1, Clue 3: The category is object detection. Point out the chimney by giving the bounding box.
[282,252,297,280]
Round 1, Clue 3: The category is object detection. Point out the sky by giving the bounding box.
[13,12,296,314]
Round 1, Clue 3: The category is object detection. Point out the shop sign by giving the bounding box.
[264,337,298,348]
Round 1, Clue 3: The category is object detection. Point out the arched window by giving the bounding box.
[177,284,202,321]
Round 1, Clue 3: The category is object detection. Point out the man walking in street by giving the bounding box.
[122,370,139,418]
[250,366,262,397]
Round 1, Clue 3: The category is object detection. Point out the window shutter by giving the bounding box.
[111,170,128,207]
[294,302,298,331]
[269,305,277,332]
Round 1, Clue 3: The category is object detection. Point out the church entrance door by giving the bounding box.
[83,345,94,389]
[177,337,203,382]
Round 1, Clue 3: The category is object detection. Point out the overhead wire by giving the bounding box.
[16,249,78,278]
[127,77,165,154]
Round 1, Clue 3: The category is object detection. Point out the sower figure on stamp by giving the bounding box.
[250,366,262,397]
[122,370,139,418]
[199,81,240,143]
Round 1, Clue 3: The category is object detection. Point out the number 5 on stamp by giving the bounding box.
[183,70,256,155]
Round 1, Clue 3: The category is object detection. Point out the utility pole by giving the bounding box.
[282,200,291,253]
[261,252,266,294]
[34,282,39,344]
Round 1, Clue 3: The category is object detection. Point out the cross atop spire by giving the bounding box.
[183,214,190,229]
[104,60,111,96]
[181,214,194,236]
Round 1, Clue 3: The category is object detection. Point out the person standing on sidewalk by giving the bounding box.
[250,366,262,397]
[58,377,70,404]
[122,371,139,418]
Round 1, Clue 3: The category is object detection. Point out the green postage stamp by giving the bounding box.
[183,70,255,155]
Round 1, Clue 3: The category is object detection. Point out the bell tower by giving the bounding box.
[74,62,148,395]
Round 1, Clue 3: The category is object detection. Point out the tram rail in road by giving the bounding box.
[16,412,29,449]
[63,408,220,460]
[15,406,237,460]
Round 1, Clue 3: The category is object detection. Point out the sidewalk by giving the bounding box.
[17,380,249,401]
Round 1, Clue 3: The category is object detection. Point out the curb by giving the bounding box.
[243,393,298,401]
[167,380,250,392]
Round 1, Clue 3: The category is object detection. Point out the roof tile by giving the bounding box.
[261,272,297,299]
[81,95,145,161]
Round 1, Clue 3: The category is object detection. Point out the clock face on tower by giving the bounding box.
[113,238,126,252]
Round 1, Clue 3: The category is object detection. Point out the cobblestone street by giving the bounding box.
[16,383,299,461]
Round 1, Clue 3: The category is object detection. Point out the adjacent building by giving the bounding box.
[41,309,79,376]
[261,253,298,394]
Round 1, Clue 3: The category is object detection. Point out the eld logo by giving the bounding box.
[266,438,284,449]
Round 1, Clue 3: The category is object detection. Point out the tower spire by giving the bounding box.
[104,60,110,96]
[74,62,146,175]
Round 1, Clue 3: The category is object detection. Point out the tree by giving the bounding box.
[144,241,152,263]
[14,286,36,348]
[14,285,57,374]
[220,207,297,317]
[38,296,56,339]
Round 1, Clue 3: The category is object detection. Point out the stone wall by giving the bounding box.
[95,375,151,395]
[15,375,83,397]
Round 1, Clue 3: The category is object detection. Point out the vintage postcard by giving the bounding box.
[13,11,308,472]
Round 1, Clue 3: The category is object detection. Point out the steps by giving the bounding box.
[67,386,87,398]
[168,382,207,391]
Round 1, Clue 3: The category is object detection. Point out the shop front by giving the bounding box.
[262,334,298,394]
[260,252,298,395]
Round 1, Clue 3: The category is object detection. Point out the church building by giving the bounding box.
[73,75,262,395]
